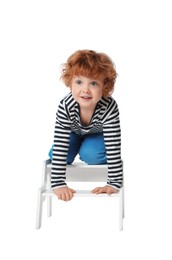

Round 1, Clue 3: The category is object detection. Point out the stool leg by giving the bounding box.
[47,171,52,217]
[47,196,52,217]
[119,189,123,231]
[36,188,43,229]
[122,187,125,218]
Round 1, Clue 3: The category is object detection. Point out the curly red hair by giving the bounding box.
[60,50,117,97]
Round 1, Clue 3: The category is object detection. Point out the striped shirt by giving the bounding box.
[51,92,123,189]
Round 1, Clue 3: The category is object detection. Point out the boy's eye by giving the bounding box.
[91,81,98,86]
[76,80,82,85]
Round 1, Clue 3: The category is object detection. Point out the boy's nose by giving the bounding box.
[82,84,90,92]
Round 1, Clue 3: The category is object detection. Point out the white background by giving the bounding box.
[0,0,172,259]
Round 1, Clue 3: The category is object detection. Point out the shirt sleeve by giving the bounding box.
[51,101,71,189]
[103,100,123,189]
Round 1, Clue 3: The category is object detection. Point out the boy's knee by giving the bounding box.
[48,146,53,160]
[79,148,106,164]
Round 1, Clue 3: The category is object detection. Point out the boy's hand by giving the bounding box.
[53,186,76,201]
[91,185,119,195]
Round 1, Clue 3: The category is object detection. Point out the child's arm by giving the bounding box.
[91,185,119,195]
[53,187,76,201]
[103,99,123,190]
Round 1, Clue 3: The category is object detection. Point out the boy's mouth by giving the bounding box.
[80,96,92,99]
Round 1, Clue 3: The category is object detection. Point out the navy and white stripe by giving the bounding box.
[51,92,123,189]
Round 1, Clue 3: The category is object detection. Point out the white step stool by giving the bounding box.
[36,159,124,230]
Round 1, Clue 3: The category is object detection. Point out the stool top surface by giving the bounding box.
[47,161,108,169]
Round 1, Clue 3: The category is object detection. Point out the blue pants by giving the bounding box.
[48,132,107,164]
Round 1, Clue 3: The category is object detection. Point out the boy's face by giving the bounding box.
[71,76,103,111]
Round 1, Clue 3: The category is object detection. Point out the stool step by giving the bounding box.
[43,189,120,197]
[46,162,109,182]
